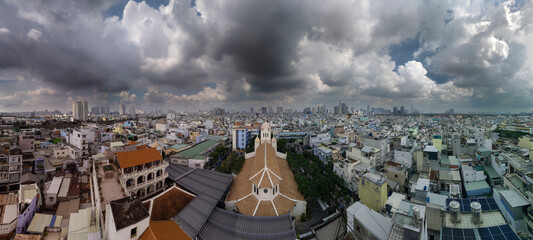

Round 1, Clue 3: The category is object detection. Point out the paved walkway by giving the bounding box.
[98,167,126,208]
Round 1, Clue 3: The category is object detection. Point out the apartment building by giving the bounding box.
[116,148,168,199]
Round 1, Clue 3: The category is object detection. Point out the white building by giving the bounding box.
[72,100,88,121]
[347,146,380,168]
[346,201,392,240]
[105,197,149,240]
[461,165,486,183]
[307,133,331,146]
[45,176,63,207]
[394,148,413,168]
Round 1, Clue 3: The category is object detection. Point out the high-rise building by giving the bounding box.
[393,107,398,114]
[334,106,340,115]
[400,106,405,114]
[276,106,283,114]
[268,106,273,113]
[261,107,267,114]
[128,105,135,115]
[250,108,254,113]
[91,106,100,115]
[100,106,105,114]
[119,104,125,115]
[341,103,348,114]
[213,108,225,115]
[72,100,88,121]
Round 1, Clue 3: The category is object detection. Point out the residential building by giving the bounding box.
[72,100,88,121]
[359,171,387,212]
[306,132,331,146]
[346,201,392,240]
[493,189,531,234]
[116,148,168,199]
[347,146,380,168]
[313,146,332,163]
[16,184,40,234]
[232,126,252,150]
[105,197,150,240]
[45,176,63,207]
[432,135,442,152]
[0,148,22,192]
[461,165,486,183]
[388,201,427,240]
[119,104,125,115]
[0,193,18,237]
[18,130,35,153]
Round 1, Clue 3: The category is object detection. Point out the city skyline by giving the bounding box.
[0,0,532,113]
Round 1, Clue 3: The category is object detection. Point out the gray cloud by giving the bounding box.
[0,0,532,112]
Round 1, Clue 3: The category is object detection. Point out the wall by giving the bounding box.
[16,195,37,234]
[358,178,387,212]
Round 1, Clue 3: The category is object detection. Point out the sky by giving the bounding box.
[0,0,532,113]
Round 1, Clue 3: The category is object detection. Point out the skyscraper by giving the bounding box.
[91,106,99,114]
[261,107,267,114]
[119,104,125,115]
[341,102,348,114]
[128,105,135,115]
[72,100,88,121]
[277,106,283,114]
[250,107,254,113]
[334,106,340,115]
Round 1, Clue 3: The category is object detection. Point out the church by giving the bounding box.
[225,122,306,217]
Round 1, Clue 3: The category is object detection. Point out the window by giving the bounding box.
[356,225,360,232]
[131,227,137,238]
[263,189,268,194]
[395,174,398,178]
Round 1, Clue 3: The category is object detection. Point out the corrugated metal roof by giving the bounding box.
[167,164,233,202]
[198,208,296,240]
[174,193,218,239]
[499,189,530,208]
[175,140,219,158]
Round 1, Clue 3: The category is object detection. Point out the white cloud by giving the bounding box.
[26,28,42,41]
[116,91,137,103]
[0,27,9,34]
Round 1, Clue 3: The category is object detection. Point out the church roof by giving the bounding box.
[226,143,304,216]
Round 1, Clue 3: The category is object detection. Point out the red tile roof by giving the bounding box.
[116,148,162,169]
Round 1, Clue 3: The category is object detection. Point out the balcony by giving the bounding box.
[121,161,169,179]
[122,172,169,191]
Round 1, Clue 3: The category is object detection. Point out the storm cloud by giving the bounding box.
[0,0,532,112]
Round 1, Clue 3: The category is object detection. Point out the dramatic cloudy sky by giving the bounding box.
[0,0,532,113]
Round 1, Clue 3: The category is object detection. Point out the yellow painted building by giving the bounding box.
[432,135,442,152]
[518,136,533,149]
[358,172,387,212]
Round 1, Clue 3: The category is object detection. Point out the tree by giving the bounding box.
[216,162,230,173]
[232,156,245,173]
[245,136,257,153]
[277,138,288,153]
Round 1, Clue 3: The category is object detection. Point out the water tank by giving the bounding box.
[471,201,482,224]
[449,200,461,223]
[413,206,420,222]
